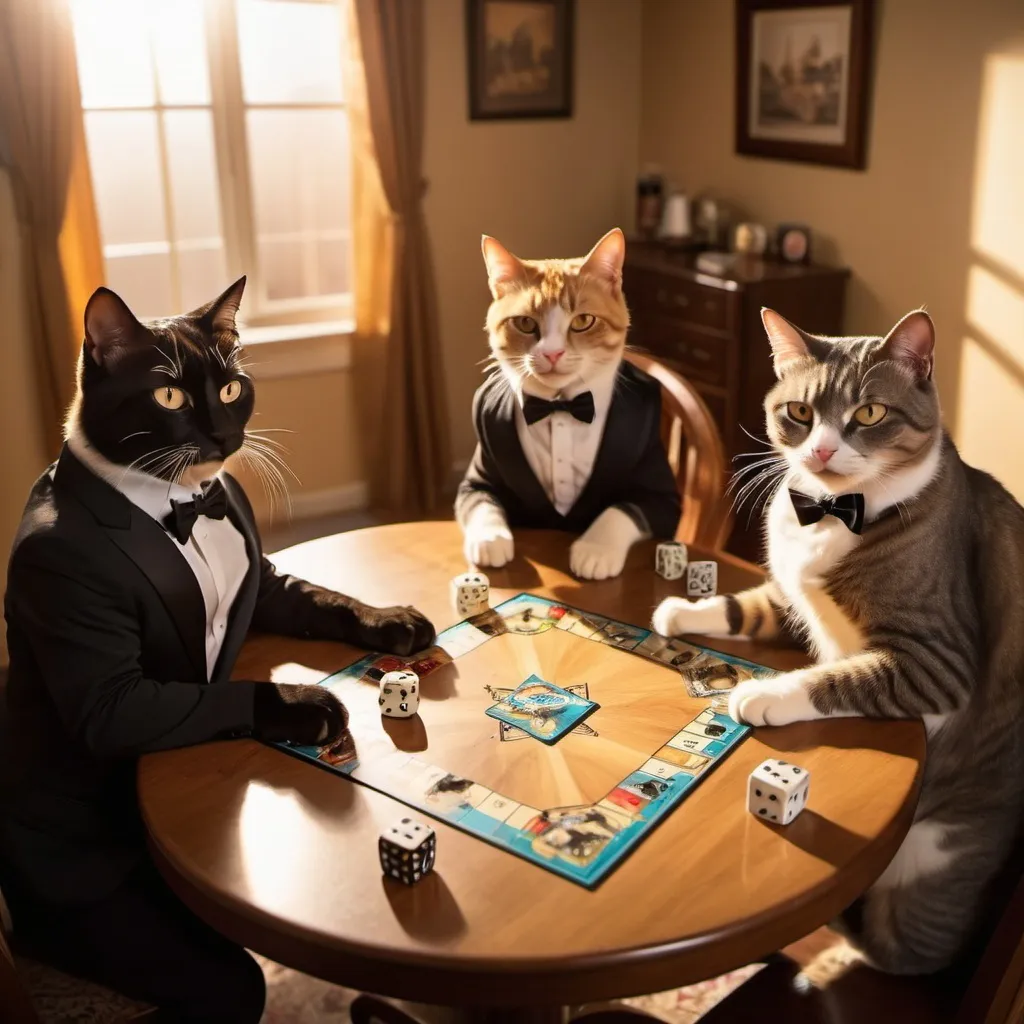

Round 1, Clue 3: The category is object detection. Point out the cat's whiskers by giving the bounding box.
[119,430,152,443]
[236,431,299,520]
[738,424,775,449]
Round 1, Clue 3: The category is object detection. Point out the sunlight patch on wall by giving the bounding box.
[957,47,1024,500]
[970,51,1024,278]
[966,264,1024,365]
[957,338,1024,502]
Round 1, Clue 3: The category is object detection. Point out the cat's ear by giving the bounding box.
[762,308,812,376]
[878,309,934,380]
[481,236,526,297]
[83,287,145,367]
[581,228,625,289]
[193,276,246,335]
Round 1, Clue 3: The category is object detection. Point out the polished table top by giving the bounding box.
[138,523,925,1007]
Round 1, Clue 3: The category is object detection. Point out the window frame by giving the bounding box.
[76,0,353,328]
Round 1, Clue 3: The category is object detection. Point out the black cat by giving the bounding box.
[0,278,434,1020]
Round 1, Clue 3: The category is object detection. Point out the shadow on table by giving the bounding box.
[771,809,872,868]
[383,872,467,943]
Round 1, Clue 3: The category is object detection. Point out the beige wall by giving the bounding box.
[641,0,1024,497]
[424,0,642,462]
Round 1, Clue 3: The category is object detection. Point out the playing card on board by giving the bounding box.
[485,675,599,744]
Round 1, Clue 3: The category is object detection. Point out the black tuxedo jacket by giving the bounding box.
[0,447,335,906]
[455,362,681,539]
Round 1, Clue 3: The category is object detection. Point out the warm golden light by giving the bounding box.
[956,46,1024,501]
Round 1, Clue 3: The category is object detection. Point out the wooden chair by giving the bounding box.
[624,350,733,550]
[699,841,1024,1024]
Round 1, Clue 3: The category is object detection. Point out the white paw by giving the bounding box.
[728,671,819,727]
[464,528,514,568]
[651,596,729,637]
[569,539,627,580]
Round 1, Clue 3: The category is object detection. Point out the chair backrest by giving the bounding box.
[624,350,733,550]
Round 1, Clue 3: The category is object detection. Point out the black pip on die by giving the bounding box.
[747,758,810,824]
[379,670,420,718]
[379,816,436,885]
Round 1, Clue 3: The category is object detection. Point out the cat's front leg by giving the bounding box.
[462,500,515,568]
[570,507,643,580]
[729,646,971,726]
[652,581,788,640]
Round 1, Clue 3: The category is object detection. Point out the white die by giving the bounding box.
[378,816,436,885]
[379,670,420,718]
[747,758,810,825]
[686,560,718,597]
[655,541,688,580]
[450,572,489,617]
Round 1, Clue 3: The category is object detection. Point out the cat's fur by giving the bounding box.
[457,228,676,579]
[65,278,434,656]
[653,308,1024,974]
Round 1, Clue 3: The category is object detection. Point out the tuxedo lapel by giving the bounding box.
[211,476,261,686]
[482,380,555,518]
[54,448,208,681]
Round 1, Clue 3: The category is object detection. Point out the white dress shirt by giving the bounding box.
[67,435,249,680]
[514,370,617,516]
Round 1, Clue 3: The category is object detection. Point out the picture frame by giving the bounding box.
[466,0,574,121]
[735,0,875,169]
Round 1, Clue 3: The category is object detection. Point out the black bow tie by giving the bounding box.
[164,479,228,544]
[789,489,866,535]
[522,391,596,426]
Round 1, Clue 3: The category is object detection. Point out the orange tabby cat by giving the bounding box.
[456,229,680,579]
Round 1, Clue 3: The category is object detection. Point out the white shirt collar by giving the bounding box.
[67,431,208,526]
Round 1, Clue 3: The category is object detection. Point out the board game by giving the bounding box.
[276,594,777,888]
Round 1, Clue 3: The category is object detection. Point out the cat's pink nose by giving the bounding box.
[546,350,564,366]
[812,446,836,464]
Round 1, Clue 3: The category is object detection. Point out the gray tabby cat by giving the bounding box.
[653,308,1024,974]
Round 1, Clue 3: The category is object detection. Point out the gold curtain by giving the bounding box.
[349,0,451,513]
[0,0,103,457]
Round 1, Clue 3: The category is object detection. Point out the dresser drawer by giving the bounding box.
[645,272,729,332]
[639,317,729,387]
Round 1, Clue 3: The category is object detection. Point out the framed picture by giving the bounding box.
[466,0,574,120]
[735,0,874,169]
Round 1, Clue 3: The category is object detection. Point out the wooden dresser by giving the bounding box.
[623,240,850,558]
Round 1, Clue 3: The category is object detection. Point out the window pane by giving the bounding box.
[105,252,174,320]
[152,0,211,105]
[247,109,351,300]
[260,239,305,301]
[85,111,167,246]
[236,0,345,104]
[316,237,351,298]
[71,0,155,108]
[163,111,223,243]
[179,245,228,312]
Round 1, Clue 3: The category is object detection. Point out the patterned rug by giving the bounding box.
[258,955,764,1024]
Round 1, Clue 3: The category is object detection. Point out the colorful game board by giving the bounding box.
[275,594,777,888]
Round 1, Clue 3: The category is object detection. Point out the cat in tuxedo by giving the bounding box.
[0,278,434,1021]
[455,228,681,580]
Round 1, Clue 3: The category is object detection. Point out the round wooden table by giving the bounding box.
[139,522,925,1011]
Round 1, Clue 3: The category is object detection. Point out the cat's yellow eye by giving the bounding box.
[220,380,242,404]
[511,315,538,334]
[153,386,187,411]
[570,313,596,332]
[854,403,888,426]
[787,401,813,424]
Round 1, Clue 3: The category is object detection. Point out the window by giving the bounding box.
[70,0,353,327]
